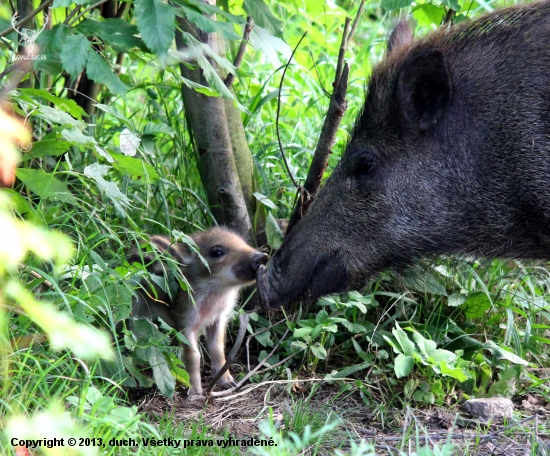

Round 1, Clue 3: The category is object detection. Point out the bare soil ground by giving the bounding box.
[129,380,550,455]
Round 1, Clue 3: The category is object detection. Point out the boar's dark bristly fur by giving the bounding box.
[258,1,550,309]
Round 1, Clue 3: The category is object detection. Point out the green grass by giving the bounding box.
[1,0,549,454]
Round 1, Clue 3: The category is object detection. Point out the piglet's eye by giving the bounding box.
[209,246,226,259]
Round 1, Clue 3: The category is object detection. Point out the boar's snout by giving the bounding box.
[257,243,352,310]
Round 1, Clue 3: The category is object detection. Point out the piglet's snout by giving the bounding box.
[251,252,269,270]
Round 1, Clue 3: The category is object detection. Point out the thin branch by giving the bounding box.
[443,9,456,25]
[347,0,366,44]
[0,0,52,39]
[286,63,349,233]
[206,313,249,394]
[212,376,355,400]
[333,17,351,90]
[210,328,290,397]
[224,16,253,88]
[68,0,110,26]
[245,316,289,371]
[63,5,82,25]
[286,0,366,232]
[275,31,307,189]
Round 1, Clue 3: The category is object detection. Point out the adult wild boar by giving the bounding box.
[257,1,550,309]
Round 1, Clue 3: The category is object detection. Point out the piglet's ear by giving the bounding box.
[397,48,452,132]
[175,243,196,266]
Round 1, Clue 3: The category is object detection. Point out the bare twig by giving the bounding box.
[286,0,367,233]
[210,328,290,397]
[224,16,253,88]
[206,313,249,394]
[333,17,351,90]
[347,0,366,43]
[63,5,82,25]
[245,316,289,371]
[68,0,110,26]
[443,9,456,25]
[286,63,349,233]
[0,0,52,39]
[212,376,355,400]
[275,31,308,190]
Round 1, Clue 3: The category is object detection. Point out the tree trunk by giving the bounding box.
[175,5,255,241]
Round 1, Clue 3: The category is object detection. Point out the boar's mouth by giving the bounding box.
[257,252,351,310]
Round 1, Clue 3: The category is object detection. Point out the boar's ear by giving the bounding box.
[388,20,413,54]
[397,48,452,131]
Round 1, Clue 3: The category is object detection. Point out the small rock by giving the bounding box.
[464,397,514,421]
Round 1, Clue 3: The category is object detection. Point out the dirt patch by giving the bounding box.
[129,381,550,454]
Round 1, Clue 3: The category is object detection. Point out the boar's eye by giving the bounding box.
[209,245,226,259]
[354,155,375,176]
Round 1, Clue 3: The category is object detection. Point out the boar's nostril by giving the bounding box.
[251,252,269,270]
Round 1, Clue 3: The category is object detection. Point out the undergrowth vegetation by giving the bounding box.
[1,0,548,454]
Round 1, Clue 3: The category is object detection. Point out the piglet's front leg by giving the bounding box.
[206,319,236,389]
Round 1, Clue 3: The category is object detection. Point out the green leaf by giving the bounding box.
[164,352,190,386]
[325,361,372,380]
[83,163,131,215]
[310,342,327,360]
[176,5,241,40]
[94,103,131,124]
[394,353,414,378]
[243,0,283,37]
[412,331,437,357]
[19,89,87,120]
[439,361,468,382]
[294,327,313,339]
[113,155,159,182]
[76,18,148,52]
[392,323,415,356]
[290,340,308,352]
[447,292,467,307]
[487,365,519,398]
[180,0,245,24]
[315,309,329,325]
[61,34,91,80]
[412,4,445,26]
[464,291,492,319]
[61,128,95,146]
[253,191,277,209]
[35,24,69,56]
[20,140,73,162]
[265,212,284,249]
[142,122,176,137]
[135,0,175,58]
[380,0,413,10]
[482,341,528,365]
[34,105,84,129]
[441,0,461,12]
[16,168,75,203]
[86,50,128,96]
[341,320,367,334]
[178,32,236,100]
[250,26,291,67]
[148,346,175,398]
[404,378,417,399]
[255,330,273,347]
[52,0,94,7]
[412,389,435,404]
[400,265,447,296]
